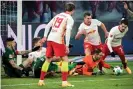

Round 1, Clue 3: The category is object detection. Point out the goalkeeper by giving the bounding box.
[70,49,112,76]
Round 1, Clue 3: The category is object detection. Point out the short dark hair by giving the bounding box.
[120,18,128,26]
[32,37,41,46]
[64,2,75,12]
[6,37,14,42]
[94,49,102,54]
[84,12,91,17]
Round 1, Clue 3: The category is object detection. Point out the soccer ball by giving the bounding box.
[113,66,123,75]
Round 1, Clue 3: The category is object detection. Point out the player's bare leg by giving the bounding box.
[38,58,52,86]
[61,56,74,87]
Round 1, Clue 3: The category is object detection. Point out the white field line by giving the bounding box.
[1,78,132,87]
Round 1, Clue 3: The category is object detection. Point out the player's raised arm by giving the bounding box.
[65,17,74,47]
[123,2,133,18]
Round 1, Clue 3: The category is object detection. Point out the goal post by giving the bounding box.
[17,0,22,65]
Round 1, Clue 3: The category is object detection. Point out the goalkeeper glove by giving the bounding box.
[111,52,115,57]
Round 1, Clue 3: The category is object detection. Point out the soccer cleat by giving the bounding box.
[69,68,76,75]
[98,70,105,75]
[38,80,45,86]
[125,67,132,74]
[62,82,74,87]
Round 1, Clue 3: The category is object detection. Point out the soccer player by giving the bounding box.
[21,37,46,78]
[70,49,111,76]
[2,37,40,77]
[75,12,108,56]
[101,18,132,74]
[23,37,75,78]
[38,2,75,87]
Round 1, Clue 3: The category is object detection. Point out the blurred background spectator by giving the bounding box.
[22,1,133,23]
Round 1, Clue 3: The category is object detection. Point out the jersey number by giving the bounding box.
[53,17,63,28]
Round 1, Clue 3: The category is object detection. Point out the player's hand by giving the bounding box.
[41,37,47,43]
[66,46,70,54]
[32,46,40,51]
[110,52,115,57]
[123,2,128,10]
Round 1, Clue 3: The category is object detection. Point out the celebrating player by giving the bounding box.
[75,12,108,56]
[38,2,75,87]
[101,18,132,74]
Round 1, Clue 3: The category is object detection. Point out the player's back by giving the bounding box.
[47,12,73,44]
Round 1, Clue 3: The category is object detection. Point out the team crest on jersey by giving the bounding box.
[9,54,13,58]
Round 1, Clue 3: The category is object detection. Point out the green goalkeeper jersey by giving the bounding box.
[28,47,59,72]
[28,47,46,70]
[2,47,16,67]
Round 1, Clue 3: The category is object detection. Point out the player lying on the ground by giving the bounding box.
[21,37,76,78]
[99,18,132,74]
[69,49,113,76]
[2,37,40,78]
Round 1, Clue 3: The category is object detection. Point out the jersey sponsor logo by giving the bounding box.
[87,30,96,34]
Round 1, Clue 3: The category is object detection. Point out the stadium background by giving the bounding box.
[1,1,133,55]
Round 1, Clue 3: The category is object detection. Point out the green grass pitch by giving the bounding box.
[1,61,133,89]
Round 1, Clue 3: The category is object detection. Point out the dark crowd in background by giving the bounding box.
[22,1,133,23]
